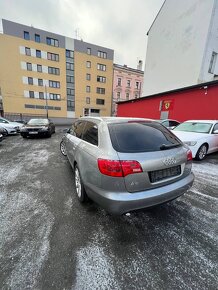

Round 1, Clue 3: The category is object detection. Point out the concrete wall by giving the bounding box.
[143,0,215,96]
[199,0,218,82]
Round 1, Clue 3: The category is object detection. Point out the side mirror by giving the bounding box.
[213,130,218,134]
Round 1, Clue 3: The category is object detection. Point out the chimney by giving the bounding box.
[137,60,143,70]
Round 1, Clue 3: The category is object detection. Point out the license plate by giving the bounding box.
[149,165,181,183]
[29,131,38,134]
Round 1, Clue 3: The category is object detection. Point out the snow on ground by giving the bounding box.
[0,139,54,289]
[73,160,218,290]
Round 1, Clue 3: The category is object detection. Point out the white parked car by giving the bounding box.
[173,120,218,160]
[0,117,23,135]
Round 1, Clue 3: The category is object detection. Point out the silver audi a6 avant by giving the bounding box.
[60,117,194,215]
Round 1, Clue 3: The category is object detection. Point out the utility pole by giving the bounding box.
[44,85,49,118]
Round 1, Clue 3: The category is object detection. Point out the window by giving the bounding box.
[50,93,61,100]
[28,77,33,85]
[35,34,40,43]
[66,62,74,70]
[135,81,140,89]
[135,93,138,99]
[97,76,106,83]
[87,48,91,55]
[67,100,75,111]
[86,86,91,93]
[86,97,90,104]
[47,52,59,61]
[36,50,41,58]
[117,92,121,100]
[86,73,91,81]
[208,52,217,73]
[86,61,91,68]
[29,91,34,98]
[48,67,60,75]
[97,63,106,71]
[39,92,44,99]
[27,62,32,71]
[25,47,31,56]
[96,98,105,105]
[72,121,86,138]
[96,87,105,94]
[212,123,218,133]
[67,88,74,95]
[97,51,107,59]
[117,78,122,86]
[66,75,74,83]
[126,93,129,100]
[108,122,182,153]
[38,79,43,86]
[37,64,42,72]
[83,121,98,146]
[49,80,60,88]
[24,31,30,40]
[127,80,131,87]
[46,37,59,47]
[66,50,74,58]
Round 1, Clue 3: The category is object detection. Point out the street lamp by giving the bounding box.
[44,85,49,118]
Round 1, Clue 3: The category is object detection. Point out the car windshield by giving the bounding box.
[108,121,182,153]
[27,119,49,125]
[174,122,212,134]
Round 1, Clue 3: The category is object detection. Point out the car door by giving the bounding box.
[65,121,86,166]
[209,123,218,153]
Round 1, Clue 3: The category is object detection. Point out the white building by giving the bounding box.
[143,0,218,96]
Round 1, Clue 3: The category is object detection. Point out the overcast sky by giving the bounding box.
[0,0,164,69]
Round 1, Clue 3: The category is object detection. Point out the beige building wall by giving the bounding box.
[74,51,113,117]
[0,34,67,118]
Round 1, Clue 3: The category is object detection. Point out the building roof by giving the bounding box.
[117,80,218,104]
[113,63,144,74]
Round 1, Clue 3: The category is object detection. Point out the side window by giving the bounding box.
[82,121,98,146]
[212,123,218,133]
[72,121,86,138]
[169,121,179,127]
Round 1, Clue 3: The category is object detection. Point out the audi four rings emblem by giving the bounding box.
[162,157,177,166]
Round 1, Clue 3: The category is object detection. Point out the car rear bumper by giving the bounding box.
[86,173,194,215]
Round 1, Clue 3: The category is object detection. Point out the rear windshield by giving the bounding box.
[108,122,182,153]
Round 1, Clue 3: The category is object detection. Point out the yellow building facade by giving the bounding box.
[0,19,114,122]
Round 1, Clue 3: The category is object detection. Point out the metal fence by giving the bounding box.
[1,113,76,126]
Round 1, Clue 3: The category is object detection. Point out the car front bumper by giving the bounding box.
[86,173,194,215]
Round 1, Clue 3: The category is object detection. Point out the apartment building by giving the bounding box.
[112,62,144,115]
[0,19,114,121]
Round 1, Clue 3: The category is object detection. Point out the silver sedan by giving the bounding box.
[60,117,194,215]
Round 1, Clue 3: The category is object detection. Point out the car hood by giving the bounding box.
[173,130,207,142]
[10,122,23,127]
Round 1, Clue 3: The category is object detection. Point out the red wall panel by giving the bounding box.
[117,85,218,122]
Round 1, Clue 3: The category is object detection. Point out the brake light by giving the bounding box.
[97,159,143,177]
[187,149,192,161]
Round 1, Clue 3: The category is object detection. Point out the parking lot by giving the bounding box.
[0,130,217,290]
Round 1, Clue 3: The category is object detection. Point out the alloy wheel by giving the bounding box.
[75,168,82,198]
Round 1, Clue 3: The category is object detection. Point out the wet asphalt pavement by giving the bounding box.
[0,130,217,290]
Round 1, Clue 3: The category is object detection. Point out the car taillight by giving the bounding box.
[97,159,143,177]
[187,149,192,161]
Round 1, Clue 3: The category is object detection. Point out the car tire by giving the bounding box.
[60,141,67,156]
[195,143,208,161]
[74,165,88,203]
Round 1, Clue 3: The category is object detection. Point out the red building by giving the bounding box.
[117,80,218,121]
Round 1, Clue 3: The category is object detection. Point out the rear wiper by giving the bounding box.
[160,144,181,150]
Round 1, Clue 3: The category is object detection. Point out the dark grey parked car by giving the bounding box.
[20,118,55,138]
[60,117,194,215]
